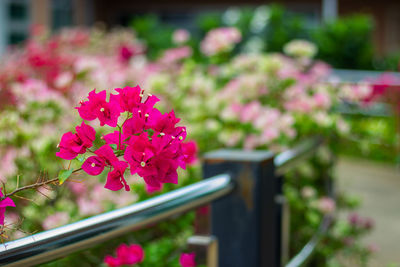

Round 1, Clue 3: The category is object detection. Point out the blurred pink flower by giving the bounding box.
[68,182,87,196]
[201,27,241,56]
[366,243,379,253]
[179,252,196,267]
[42,212,69,230]
[182,141,198,165]
[104,244,144,267]
[313,92,331,109]
[160,46,192,64]
[0,148,17,179]
[145,183,163,194]
[317,197,336,214]
[244,135,259,150]
[173,29,190,44]
[77,197,103,216]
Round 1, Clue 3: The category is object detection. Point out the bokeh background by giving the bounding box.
[0,1,399,266]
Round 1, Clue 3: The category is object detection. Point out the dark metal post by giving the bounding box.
[203,150,282,267]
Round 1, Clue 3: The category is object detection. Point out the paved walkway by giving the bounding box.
[336,157,400,266]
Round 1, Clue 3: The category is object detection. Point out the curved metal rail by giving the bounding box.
[274,137,324,175]
[274,137,333,267]
[285,215,333,267]
[0,174,233,267]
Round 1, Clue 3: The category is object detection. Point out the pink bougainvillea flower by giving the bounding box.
[118,45,134,63]
[75,121,96,147]
[103,131,128,150]
[122,116,146,136]
[182,141,198,165]
[76,90,121,127]
[115,85,160,114]
[150,110,180,134]
[104,255,121,267]
[145,183,163,194]
[0,191,16,225]
[105,160,129,191]
[104,243,144,267]
[124,132,155,174]
[142,157,178,188]
[115,86,142,112]
[82,145,120,176]
[116,244,144,264]
[55,132,78,160]
[82,156,105,175]
[56,121,95,160]
[124,133,180,189]
[94,145,119,166]
[179,252,196,267]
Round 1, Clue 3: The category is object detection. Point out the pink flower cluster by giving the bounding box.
[104,243,144,267]
[347,212,375,230]
[200,27,242,56]
[57,85,196,192]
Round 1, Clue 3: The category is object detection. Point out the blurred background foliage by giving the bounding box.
[131,5,398,71]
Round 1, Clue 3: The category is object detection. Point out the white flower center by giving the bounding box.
[140,161,146,167]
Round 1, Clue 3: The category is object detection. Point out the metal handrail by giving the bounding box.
[273,137,333,267]
[0,174,233,267]
[285,215,332,267]
[274,137,324,175]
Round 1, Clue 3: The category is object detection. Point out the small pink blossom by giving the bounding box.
[42,212,69,230]
[182,141,198,165]
[119,45,134,63]
[76,90,121,127]
[173,29,190,44]
[0,191,15,225]
[103,131,128,150]
[105,160,130,191]
[366,243,379,253]
[179,252,196,267]
[104,243,144,267]
[68,182,87,196]
[317,197,336,214]
[201,27,241,56]
[56,121,96,160]
[114,85,141,112]
[160,46,192,64]
[313,92,331,109]
[145,183,163,194]
[77,197,103,216]
[82,156,106,175]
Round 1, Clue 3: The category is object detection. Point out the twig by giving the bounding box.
[0,168,82,201]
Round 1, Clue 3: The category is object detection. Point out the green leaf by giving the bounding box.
[58,169,73,185]
[76,154,85,163]
[110,144,118,150]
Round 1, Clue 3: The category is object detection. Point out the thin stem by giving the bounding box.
[0,168,82,201]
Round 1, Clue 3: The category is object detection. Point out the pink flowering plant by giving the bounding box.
[56,85,191,192]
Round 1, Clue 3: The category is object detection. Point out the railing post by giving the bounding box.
[203,150,282,267]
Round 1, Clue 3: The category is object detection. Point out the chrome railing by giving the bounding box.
[0,174,233,267]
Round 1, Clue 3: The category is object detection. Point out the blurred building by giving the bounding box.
[0,0,399,55]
